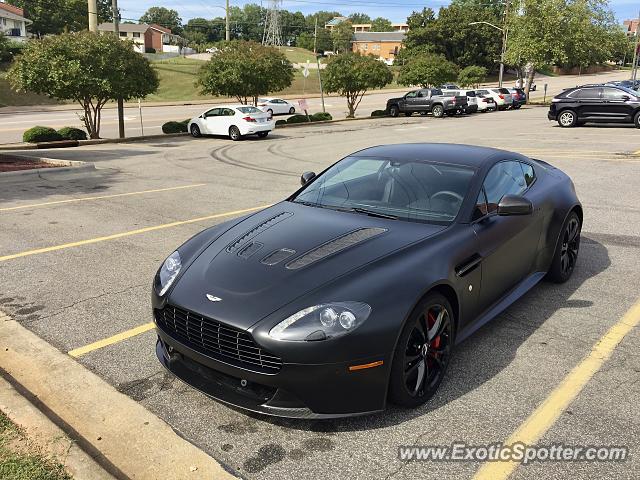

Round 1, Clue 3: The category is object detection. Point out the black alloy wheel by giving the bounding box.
[547,211,581,283]
[389,293,454,407]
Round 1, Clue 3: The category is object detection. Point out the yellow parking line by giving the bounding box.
[473,299,640,480]
[0,204,268,263]
[0,184,207,212]
[68,322,155,358]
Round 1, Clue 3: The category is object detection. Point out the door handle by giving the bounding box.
[455,254,483,277]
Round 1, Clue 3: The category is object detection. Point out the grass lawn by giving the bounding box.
[0,411,71,480]
[0,69,61,108]
[280,47,324,65]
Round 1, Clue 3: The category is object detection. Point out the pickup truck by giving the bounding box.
[386,88,468,118]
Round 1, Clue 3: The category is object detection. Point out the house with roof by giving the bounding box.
[623,18,639,37]
[0,1,32,42]
[325,16,409,33]
[352,31,406,63]
[98,22,181,53]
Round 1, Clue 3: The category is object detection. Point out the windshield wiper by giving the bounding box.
[350,207,399,220]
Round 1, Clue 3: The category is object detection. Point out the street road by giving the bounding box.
[0,69,631,145]
[1,106,639,479]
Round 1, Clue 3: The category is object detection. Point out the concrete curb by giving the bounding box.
[0,374,116,480]
[0,310,237,480]
[0,133,188,151]
[0,156,95,177]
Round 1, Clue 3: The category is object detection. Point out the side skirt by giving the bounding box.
[455,271,547,344]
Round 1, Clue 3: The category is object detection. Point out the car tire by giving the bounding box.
[432,105,444,118]
[229,126,242,141]
[289,107,295,114]
[389,106,400,117]
[257,131,269,138]
[388,292,454,408]
[546,211,581,283]
[558,109,577,128]
[634,111,640,128]
[267,109,273,116]
[190,124,201,138]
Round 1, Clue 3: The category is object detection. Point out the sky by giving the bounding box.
[116,0,639,26]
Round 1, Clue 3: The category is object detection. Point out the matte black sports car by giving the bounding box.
[153,144,582,418]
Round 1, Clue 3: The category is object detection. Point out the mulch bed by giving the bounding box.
[0,154,60,172]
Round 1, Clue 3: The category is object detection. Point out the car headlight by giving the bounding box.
[157,251,181,296]
[269,302,371,341]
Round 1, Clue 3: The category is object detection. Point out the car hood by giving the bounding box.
[387,97,403,104]
[168,202,446,330]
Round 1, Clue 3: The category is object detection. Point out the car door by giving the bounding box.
[601,87,635,121]
[202,108,222,134]
[275,99,288,115]
[570,87,602,119]
[472,160,542,313]
[403,91,420,111]
[220,108,237,134]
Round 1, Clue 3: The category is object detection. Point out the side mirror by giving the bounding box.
[621,95,630,101]
[300,171,316,186]
[497,195,533,216]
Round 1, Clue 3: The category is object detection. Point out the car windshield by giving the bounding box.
[498,88,511,94]
[237,106,262,113]
[618,86,638,96]
[291,156,475,224]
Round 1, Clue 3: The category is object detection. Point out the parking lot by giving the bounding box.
[1,106,639,479]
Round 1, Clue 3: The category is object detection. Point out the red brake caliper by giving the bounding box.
[428,311,441,349]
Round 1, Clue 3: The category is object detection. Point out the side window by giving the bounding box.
[406,91,417,98]
[571,88,600,99]
[472,188,489,221]
[223,108,236,116]
[417,90,426,97]
[205,108,221,117]
[602,88,626,101]
[483,161,527,212]
[520,162,535,187]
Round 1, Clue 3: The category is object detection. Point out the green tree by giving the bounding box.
[139,7,182,34]
[0,33,9,63]
[13,0,112,37]
[9,31,158,139]
[323,53,393,117]
[406,8,435,30]
[197,41,294,105]
[348,13,371,24]
[332,20,354,53]
[398,53,459,88]
[457,65,487,88]
[371,17,394,32]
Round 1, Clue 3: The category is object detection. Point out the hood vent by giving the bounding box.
[261,248,296,266]
[226,212,293,253]
[286,227,387,270]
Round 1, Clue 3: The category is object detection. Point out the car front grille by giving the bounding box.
[155,305,282,373]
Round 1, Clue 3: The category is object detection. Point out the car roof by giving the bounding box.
[203,104,259,111]
[350,143,521,168]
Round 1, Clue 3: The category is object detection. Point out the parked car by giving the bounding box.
[475,88,513,110]
[257,98,296,116]
[153,143,582,418]
[442,89,478,114]
[548,84,640,128]
[475,93,496,112]
[386,89,468,118]
[515,79,536,91]
[606,80,640,91]
[508,88,527,109]
[188,105,275,140]
[205,47,219,54]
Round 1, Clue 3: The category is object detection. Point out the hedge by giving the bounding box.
[57,127,87,141]
[162,121,188,134]
[371,110,387,117]
[286,114,310,124]
[310,112,332,122]
[275,119,287,126]
[23,126,63,143]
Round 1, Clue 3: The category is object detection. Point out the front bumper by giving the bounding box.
[155,326,389,419]
[547,111,556,121]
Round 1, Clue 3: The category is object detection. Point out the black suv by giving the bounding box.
[548,84,640,128]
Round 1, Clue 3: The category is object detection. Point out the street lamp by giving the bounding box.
[469,21,507,88]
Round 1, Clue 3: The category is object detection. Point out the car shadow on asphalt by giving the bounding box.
[252,236,610,433]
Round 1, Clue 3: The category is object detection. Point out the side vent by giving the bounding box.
[226,212,293,253]
[286,228,387,270]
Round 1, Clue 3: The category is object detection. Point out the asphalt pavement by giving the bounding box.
[0,106,639,479]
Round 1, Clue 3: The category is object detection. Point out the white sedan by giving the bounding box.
[188,105,275,141]
[256,97,296,116]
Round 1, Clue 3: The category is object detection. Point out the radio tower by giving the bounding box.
[263,0,282,46]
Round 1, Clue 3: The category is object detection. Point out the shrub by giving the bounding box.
[162,121,188,134]
[57,126,87,141]
[23,126,63,143]
[275,119,287,127]
[286,114,310,124]
[371,109,387,117]
[310,112,332,122]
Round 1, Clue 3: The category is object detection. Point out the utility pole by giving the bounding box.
[632,12,640,82]
[498,0,510,88]
[225,0,230,41]
[313,17,318,54]
[112,0,125,139]
[88,0,98,32]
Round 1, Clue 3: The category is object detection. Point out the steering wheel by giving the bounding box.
[431,191,464,204]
